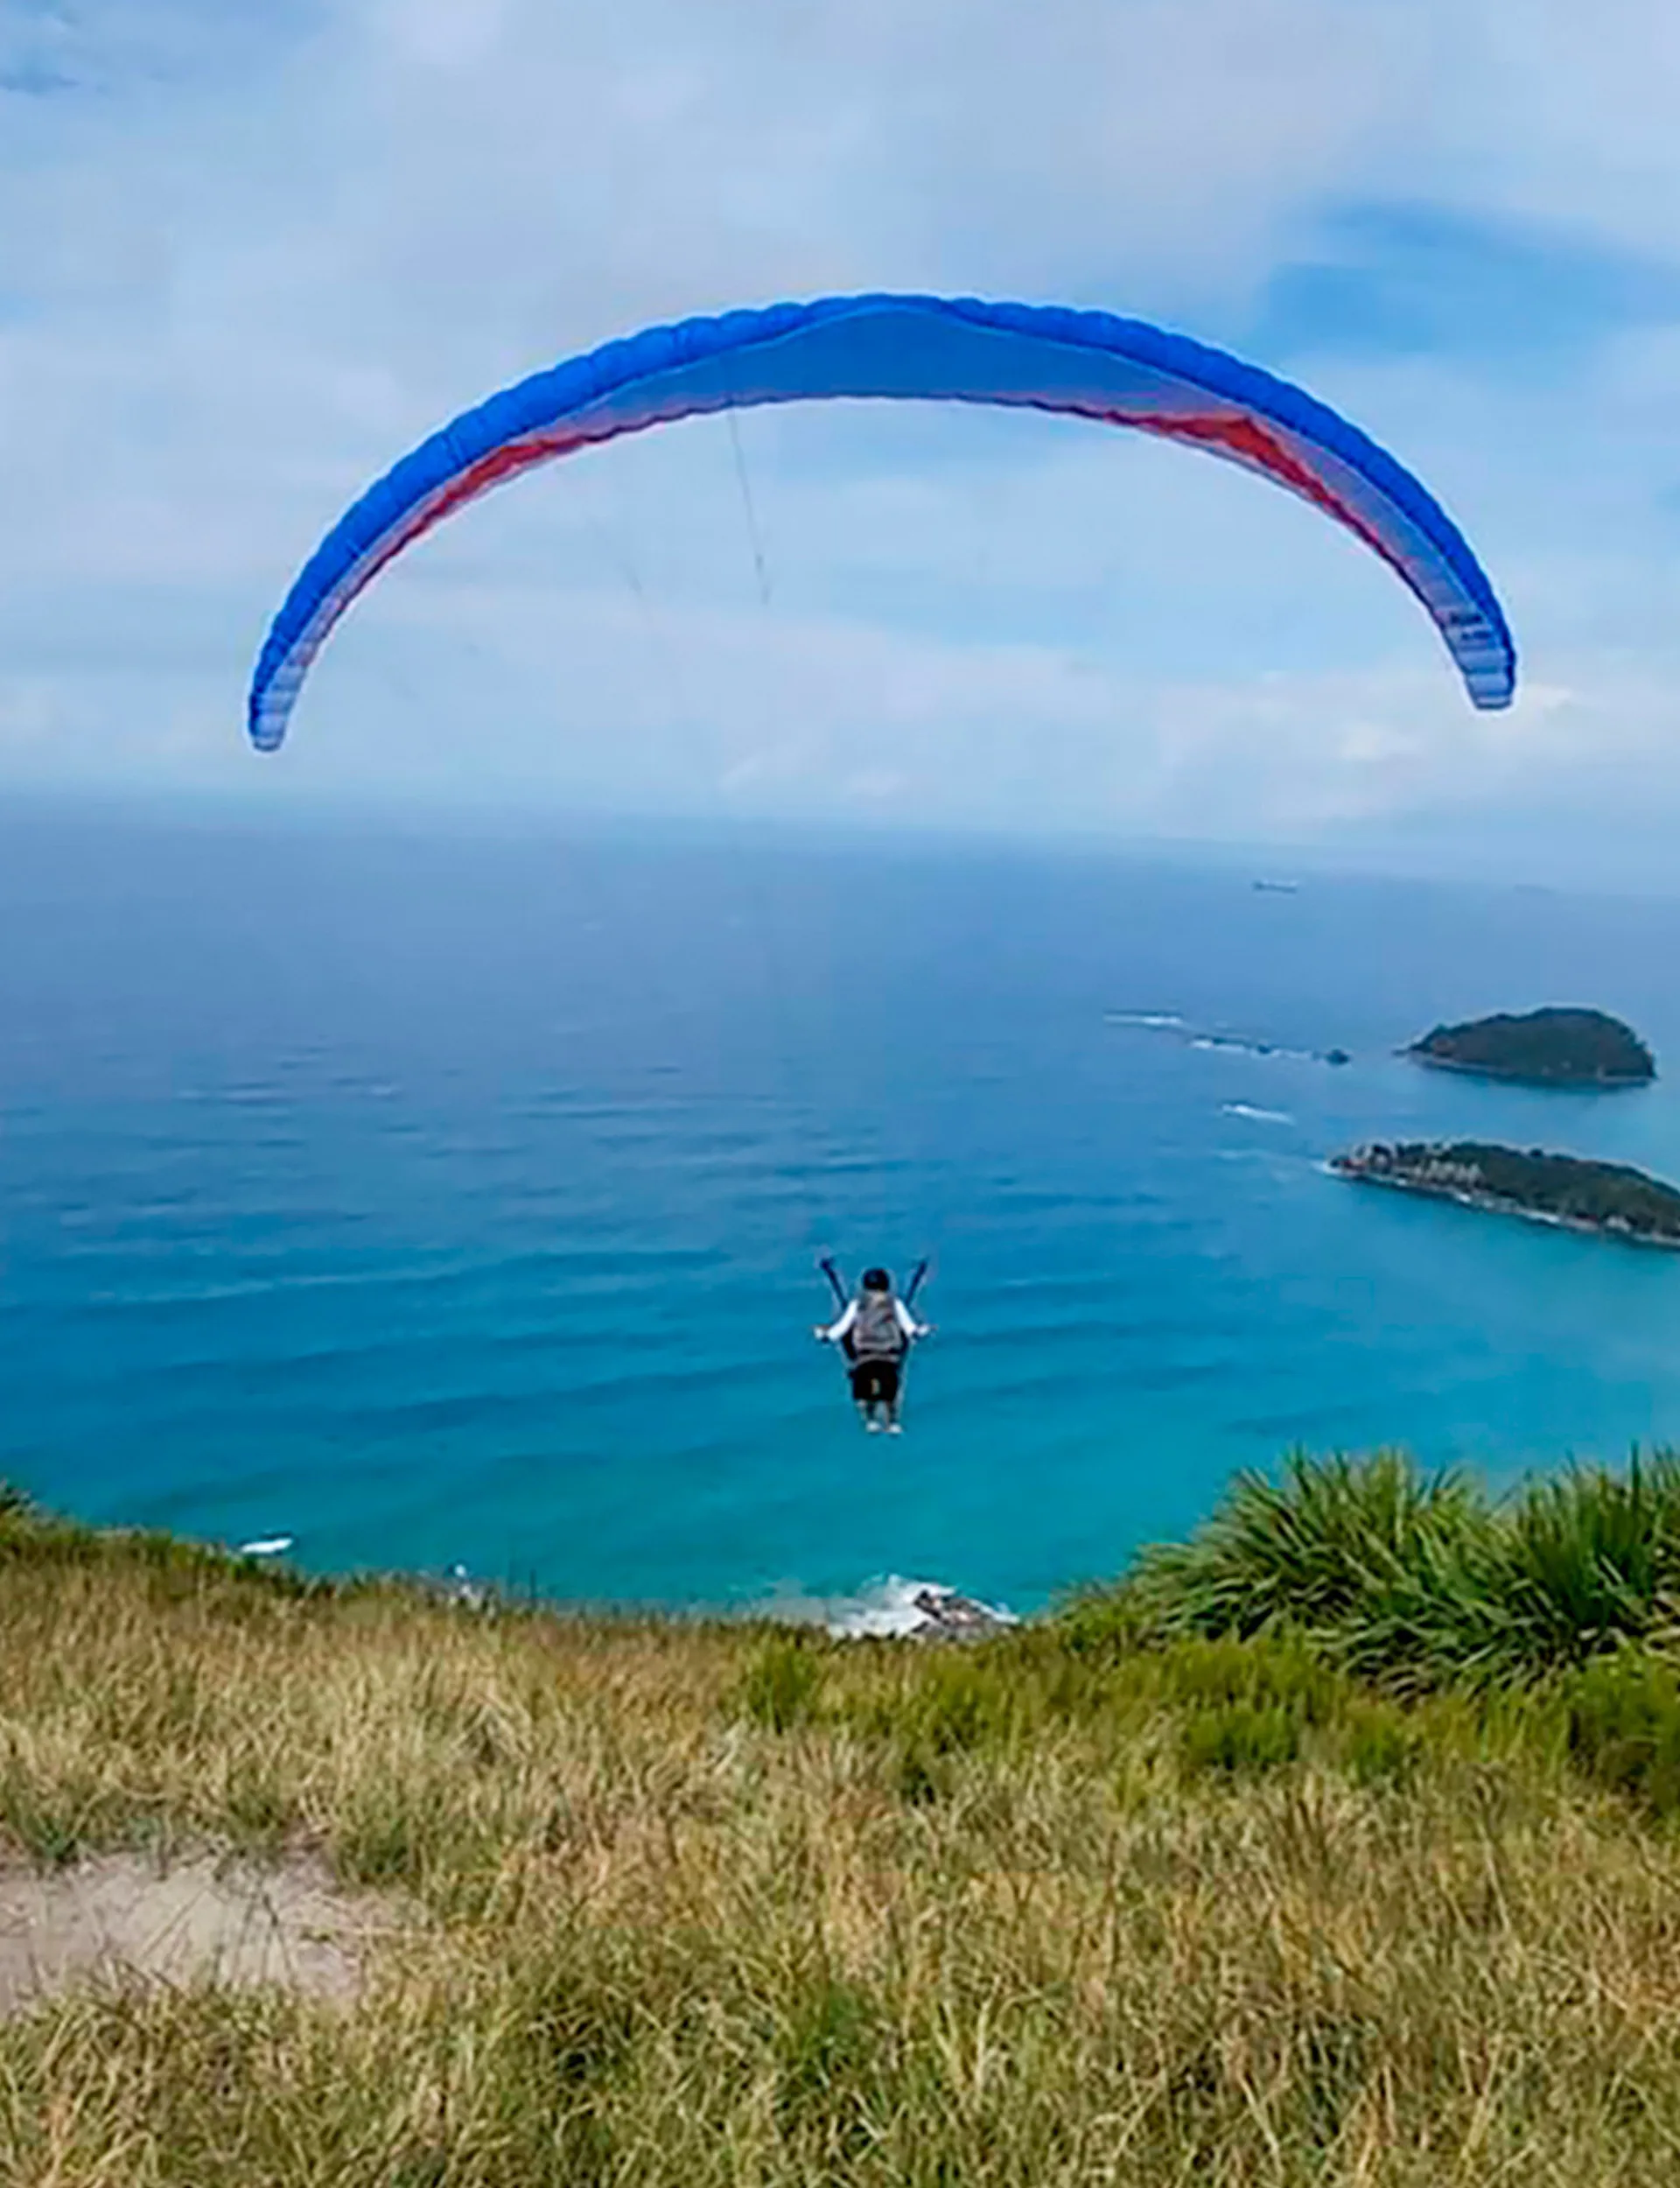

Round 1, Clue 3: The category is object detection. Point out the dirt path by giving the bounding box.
[0,1849,400,2017]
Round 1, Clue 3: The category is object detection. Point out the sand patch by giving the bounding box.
[0,1849,401,2017]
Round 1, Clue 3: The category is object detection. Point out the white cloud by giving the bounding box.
[372,0,514,69]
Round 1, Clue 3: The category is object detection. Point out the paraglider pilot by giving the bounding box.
[816,1266,929,1434]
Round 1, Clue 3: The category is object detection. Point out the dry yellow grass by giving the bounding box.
[4,1518,1680,2184]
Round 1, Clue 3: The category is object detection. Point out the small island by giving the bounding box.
[1405,1006,1655,1087]
[1331,1140,1680,1248]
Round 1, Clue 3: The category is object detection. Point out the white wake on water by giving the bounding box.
[1221,1102,1295,1125]
[1111,1011,1345,1070]
[1189,1034,1316,1062]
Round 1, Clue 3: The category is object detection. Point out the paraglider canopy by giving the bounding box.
[248,292,1516,751]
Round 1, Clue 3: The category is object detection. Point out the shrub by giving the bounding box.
[1339,1698,1424,1788]
[1048,1588,1147,1666]
[1127,1449,1488,1649]
[1155,1633,1340,1724]
[1564,1649,1680,1814]
[1110,1450,1680,1691]
[1180,1701,1299,1778]
[737,1635,824,1731]
[838,1650,1031,1803]
[1484,1457,1680,1675]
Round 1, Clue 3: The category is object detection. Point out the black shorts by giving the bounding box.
[849,1357,903,1405]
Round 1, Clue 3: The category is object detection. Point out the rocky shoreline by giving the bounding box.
[1407,1048,1652,1090]
[1331,1140,1680,1251]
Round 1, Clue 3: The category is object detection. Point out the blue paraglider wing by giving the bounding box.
[248,293,1516,750]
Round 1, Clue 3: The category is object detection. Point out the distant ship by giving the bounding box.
[1251,878,1300,894]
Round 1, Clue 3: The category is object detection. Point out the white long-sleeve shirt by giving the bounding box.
[822,1296,926,1344]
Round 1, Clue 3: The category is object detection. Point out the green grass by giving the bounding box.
[737,1633,826,1731]
[7,1462,1680,2182]
[1116,1445,1680,1688]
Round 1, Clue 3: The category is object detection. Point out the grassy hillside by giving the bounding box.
[6,1458,1680,2184]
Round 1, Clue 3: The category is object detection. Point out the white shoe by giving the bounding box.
[864,1418,883,1434]
[886,1422,904,1436]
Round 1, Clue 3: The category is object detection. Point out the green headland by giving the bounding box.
[9,1451,1680,2183]
[1332,1139,1680,1247]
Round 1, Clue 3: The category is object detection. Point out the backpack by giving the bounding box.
[849,1292,906,1362]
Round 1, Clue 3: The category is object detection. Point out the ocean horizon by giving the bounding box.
[5,800,1680,1625]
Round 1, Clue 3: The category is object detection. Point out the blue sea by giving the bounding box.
[5,803,1680,1620]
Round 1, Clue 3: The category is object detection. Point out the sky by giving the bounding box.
[3,0,1680,884]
